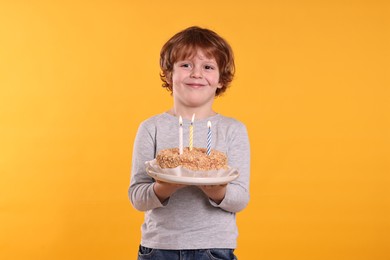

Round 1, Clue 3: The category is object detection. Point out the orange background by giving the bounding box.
[1,1,389,259]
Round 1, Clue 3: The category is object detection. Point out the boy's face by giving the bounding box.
[171,50,222,110]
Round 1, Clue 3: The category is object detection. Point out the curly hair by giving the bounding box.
[159,26,235,96]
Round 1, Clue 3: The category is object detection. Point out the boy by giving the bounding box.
[129,26,250,260]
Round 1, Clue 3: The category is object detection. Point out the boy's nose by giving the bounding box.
[190,67,203,78]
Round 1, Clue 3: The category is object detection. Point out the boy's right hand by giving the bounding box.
[153,180,186,203]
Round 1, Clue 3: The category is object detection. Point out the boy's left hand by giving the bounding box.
[198,184,227,205]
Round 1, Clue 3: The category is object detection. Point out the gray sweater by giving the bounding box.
[129,113,250,249]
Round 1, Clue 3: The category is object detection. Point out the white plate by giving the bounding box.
[146,168,239,185]
[145,160,239,185]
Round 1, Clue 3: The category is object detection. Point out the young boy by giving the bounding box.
[129,26,250,260]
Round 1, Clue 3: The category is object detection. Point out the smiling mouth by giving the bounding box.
[186,83,205,88]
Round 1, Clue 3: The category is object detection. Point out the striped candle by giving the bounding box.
[189,114,195,151]
[207,121,211,155]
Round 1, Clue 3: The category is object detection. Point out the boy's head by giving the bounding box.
[160,26,235,97]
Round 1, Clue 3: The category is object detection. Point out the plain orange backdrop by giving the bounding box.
[0,1,389,259]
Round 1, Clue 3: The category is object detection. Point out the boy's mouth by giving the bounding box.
[186,83,206,89]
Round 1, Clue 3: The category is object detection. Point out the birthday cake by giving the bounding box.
[156,147,228,171]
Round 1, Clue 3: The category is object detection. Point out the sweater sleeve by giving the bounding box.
[128,121,165,211]
[212,122,250,212]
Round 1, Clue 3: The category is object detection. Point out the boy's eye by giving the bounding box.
[180,63,191,68]
[204,65,215,70]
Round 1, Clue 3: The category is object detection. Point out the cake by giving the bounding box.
[156,147,228,171]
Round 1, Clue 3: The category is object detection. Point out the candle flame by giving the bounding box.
[207,121,211,128]
[179,116,183,126]
[191,113,195,124]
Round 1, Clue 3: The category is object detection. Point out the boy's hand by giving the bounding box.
[198,184,227,204]
[153,180,186,203]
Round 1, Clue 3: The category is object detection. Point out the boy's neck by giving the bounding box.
[168,107,217,120]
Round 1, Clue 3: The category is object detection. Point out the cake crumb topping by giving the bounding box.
[156,147,227,171]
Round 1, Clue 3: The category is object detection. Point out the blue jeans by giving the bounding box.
[138,245,237,260]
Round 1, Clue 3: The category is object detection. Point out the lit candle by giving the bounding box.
[207,121,211,155]
[179,116,183,155]
[189,114,195,151]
